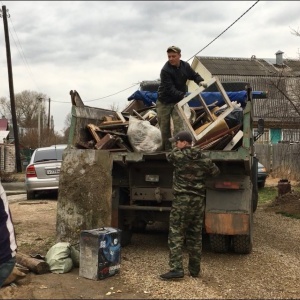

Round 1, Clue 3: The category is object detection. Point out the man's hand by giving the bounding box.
[199,82,208,88]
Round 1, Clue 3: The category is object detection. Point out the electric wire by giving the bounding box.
[1,1,259,104]
[85,0,260,102]
[186,0,260,62]
[9,15,40,91]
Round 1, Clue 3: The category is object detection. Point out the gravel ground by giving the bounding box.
[2,187,300,299]
[119,205,300,299]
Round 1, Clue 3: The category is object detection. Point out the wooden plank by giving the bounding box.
[101,120,125,125]
[87,124,101,143]
[116,112,126,122]
[115,138,133,152]
[195,124,241,148]
[16,252,50,274]
[95,134,117,150]
[175,77,235,142]
[98,122,129,129]
[223,130,244,150]
[132,109,145,120]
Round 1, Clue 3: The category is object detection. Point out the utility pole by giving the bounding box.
[47,98,50,130]
[37,97,43,148]
[1,5,22,172]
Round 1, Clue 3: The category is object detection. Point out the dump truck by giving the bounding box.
[59,77,264,255]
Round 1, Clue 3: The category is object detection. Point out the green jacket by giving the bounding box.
[167,146,220,195]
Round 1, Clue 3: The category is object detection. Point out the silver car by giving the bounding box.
[25,144,67,200]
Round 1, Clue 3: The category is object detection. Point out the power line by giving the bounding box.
[1,1,260,105]
[81,0,260,103]
[8,15,40,91]
[186,0,260,62]
[85,83,140,102]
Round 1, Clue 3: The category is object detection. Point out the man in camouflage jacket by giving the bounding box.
[160,131,220,280]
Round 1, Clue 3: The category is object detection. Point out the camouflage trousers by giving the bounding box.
[156,100,185,151]
[168,193,205,274]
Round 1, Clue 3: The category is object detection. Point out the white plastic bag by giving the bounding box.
[127,116,162,152]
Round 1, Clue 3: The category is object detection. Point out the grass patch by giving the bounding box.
[258,186,277,204]
[275,212,300,219]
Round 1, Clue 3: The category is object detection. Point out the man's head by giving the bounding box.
[167,46,181,67]
[169,131,193,149]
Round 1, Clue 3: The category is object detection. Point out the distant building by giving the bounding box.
[189,51,300,144]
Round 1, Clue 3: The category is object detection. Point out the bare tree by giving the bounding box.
[0,90,48,128]
[0,90,69,148]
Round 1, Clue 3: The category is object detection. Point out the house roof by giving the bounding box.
[194,55,300,128]
[195,56,300,77]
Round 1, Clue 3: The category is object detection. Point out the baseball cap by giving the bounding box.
[167,46,181,53]
[169,131,193,143]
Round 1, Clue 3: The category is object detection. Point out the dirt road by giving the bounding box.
[1,190,300,299]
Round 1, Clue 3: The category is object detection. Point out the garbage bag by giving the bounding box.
[127,116,162,152]
[215,106,243,128]
[45,242,73,274]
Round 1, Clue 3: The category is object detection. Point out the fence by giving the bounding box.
[255,143,300,180]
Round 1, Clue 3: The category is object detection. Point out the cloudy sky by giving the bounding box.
[0,1,299,134]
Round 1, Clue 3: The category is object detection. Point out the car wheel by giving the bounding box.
[258,181,265,188]
[27,191,35,200]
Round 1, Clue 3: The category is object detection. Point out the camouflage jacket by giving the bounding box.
[166,146,220,195]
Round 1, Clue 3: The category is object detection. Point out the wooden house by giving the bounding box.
[188,51,300,144]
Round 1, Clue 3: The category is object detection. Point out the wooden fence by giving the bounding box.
[255,143,300,180]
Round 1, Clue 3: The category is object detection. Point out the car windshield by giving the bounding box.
[34,148,64,163]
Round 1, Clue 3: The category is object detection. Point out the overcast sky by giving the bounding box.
[0,1,299,133]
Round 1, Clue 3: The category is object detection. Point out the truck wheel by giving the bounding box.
[132,220,147,233]
[209,234,231,253]
[121,229,132,247]
[232,235,252,254]
[252,187,258,212]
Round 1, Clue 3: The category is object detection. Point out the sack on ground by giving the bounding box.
[45,242,73,274]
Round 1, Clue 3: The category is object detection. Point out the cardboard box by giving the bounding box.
[79,227,121,280]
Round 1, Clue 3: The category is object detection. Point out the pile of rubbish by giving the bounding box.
[71,77,264,152]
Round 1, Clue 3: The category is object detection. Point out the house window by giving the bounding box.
[282,129,300,143]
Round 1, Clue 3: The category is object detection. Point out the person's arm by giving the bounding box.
[166,147,184,164]
[160,69,185,99]
[184,62,204,85]
[206,160,220,177]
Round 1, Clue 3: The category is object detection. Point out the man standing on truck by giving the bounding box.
[156,46,206,151]
[160,131,220,280]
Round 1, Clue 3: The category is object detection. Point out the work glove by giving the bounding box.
[199,82,208,88]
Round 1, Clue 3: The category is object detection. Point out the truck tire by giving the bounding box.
[209,234,231,253]
[252,187,258,212]
[232,235,252,254]
[251,157,259,212]
[112,187,133,247]
[121,229,132,247]
[132,220,147,233]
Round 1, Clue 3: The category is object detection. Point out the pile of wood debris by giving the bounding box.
[70,78,247,152]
